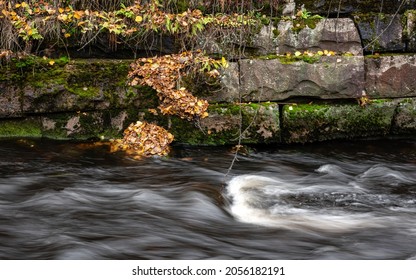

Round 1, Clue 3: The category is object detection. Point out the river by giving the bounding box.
[0,138,415,259]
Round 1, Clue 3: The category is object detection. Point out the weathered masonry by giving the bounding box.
[1,1,416,144]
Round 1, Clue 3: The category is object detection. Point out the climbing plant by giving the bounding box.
[0,0,259,53]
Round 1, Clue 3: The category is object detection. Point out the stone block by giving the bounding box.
[215,55,364,102]
[137,103,281,145]
[199,18,362,58]
[40,110,137,140]
[404,10,416,52]
[0,85,22,118]
[275,18,363,55]
[302,0,416,15]
[365,54,416,98]
[0,117,42,138]
[21,59,141,114]
[282,101,397,143]
[392,98,416,135]
[353,14,405,53]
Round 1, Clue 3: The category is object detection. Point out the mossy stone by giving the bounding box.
[0,118,42,138]
[282,101,397,143]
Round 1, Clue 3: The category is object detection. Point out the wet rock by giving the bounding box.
[404,10,416,52]
[392,98,416,134]
[199,18,362,58]
[0,59,155,114]
[353,13,405,53]
[0,117,42,138]
[301,0,416,15]
[275,18,363,55]
[216,55,364,102]
[40,110,137,140]
[0,86,21,118]
[365,54,416,98]
[282,100,397,144]
[138,103,280,145]
[282,0,296,16]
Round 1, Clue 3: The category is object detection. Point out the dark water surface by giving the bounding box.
[1,138,416,259]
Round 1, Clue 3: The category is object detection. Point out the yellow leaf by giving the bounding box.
[317,50,324,56]
[64,33,71,38]
[294,51,302,57]
[21,2,28,8]
[49,60,55,66]
[135,15,143,23]
[221,56,228,68]
[15,4,21,8]
[58,8,64,13]
[74,11,83,19]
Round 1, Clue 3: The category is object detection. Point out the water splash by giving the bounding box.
[225,174,386,232]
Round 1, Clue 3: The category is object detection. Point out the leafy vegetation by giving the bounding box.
[0,0,260,54]
[288,6,323,33]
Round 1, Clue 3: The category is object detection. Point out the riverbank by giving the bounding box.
[1,1,416,145]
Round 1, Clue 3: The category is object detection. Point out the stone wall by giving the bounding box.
[1,1,416,145]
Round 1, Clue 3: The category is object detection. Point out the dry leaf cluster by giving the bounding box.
[110,121,174,158]
[128,51,227,121]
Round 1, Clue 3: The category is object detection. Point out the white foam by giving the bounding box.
[226,175,384,232]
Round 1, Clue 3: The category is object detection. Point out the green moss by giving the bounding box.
[258,54,322,64]
[291,15,323,33]
[66,85,100,98]
[282,101,397,143]
[129,102,279,145]
[392,98,416,134]
[0,118,42,138]
[272,28,280,38]
[403,10,416,39]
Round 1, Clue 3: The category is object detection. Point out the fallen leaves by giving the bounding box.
[110,121,174,158]
[128,51,226,121]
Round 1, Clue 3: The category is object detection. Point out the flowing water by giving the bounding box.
[1,138,416,259]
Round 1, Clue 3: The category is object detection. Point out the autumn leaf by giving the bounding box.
[48,60,55,65]
[135,15,143,22]
[73,11,84,19]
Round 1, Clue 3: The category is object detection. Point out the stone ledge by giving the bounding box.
[392,98,416,134]
[282,100,397,143]
[2,99,416,145]
[216,55,365,102]
[365,54,416,98]
[199,18,363,58]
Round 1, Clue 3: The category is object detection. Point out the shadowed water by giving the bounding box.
[0,138,416,259]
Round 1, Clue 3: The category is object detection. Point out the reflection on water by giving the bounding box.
[0,138,416,259]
